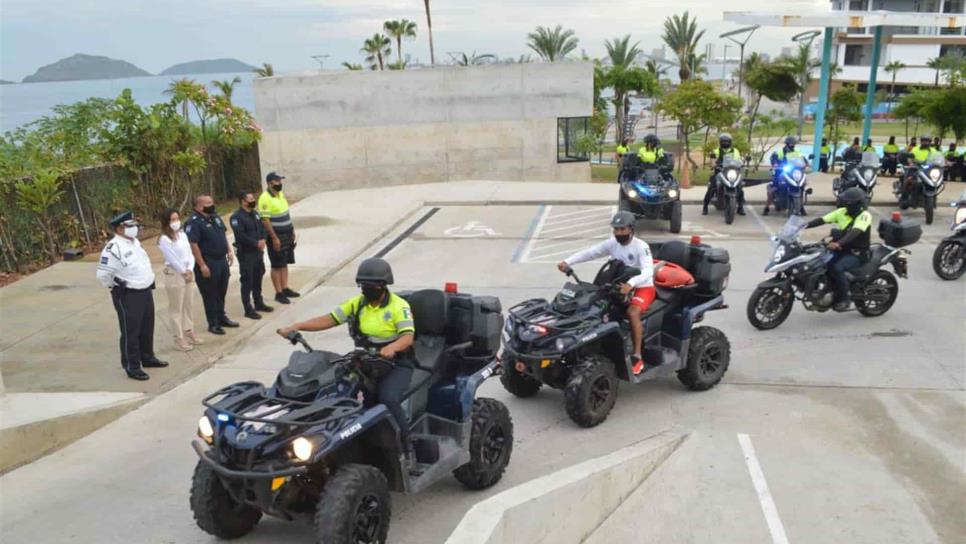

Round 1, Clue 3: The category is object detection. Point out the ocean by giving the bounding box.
[0,72,256,133]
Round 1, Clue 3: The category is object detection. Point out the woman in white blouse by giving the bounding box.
[158,209,201,351]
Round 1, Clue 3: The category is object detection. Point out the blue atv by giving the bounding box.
[618,154,683,234]
[190,289,512,544]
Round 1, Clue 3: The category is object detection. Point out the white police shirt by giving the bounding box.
[96,235,155,289]
[564,237,654,288]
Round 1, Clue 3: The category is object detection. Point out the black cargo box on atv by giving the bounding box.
[396,290,503,357]
[878,216,922,248]
[651,240,731,295]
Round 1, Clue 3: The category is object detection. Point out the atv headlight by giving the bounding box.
[626,188,639,199]
[668,189,678,198]
[292,437,313,462]
[198,416,214,443]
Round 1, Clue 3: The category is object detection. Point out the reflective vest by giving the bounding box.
[775,148,803,161]
[947,149,960,160]
[863,145,876,153]
[883,144,900,154]
[714,147,742,162]
[820,145,831,157]
[616,145,629,156]
[257,190,293,235]
[331,292,415,346]
[911,146,930,162]
[638,147,664,164]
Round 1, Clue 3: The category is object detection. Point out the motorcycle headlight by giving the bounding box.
[792,170,803,182]
[198,416,214,443]
[862,169,874,182]
[928,169,941,183]
[725,169,738,182]
[292,437,314,462]
[773,245,786,263]
[956,207,966,225]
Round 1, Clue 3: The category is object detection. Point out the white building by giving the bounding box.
[829,0,966,92]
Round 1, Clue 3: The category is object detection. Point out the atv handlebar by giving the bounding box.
[280,330,315,352]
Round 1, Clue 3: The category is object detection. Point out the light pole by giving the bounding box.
[792,30,821,141]
[311,55,329,71]
[719,25,759,101]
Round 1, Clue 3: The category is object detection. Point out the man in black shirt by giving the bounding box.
[186,195,238,335]
[230,191,274,320]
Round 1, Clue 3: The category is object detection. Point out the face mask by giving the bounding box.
[614,233,631,245]
[361,285,384,303]
[202,205,216,215]
[123,226,139,239]
[245,201,256,209]
[170,221,181,232]
[272,183,283,192]
[846,203,863,217]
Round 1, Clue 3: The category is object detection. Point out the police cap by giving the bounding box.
[109,211,134,228]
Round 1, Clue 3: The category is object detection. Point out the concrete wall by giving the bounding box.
[253,63,593,198]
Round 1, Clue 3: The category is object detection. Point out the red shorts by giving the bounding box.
[630,286,657,311]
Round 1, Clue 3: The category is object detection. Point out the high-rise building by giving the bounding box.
[826,0,965,94]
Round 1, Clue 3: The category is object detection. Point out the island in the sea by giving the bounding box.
[22,54,151,83]
[161,59,257,75]
[0,80,14,85]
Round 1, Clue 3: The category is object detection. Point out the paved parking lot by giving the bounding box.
[1,201,963,544]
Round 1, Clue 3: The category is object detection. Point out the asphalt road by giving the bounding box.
[2,202,963,544]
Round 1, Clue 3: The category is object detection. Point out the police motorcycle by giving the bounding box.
[712,156,745,225]
[746,213,921,330]
[932,191,966,280]
[190,287,511,544]
[882,149,899,177]
[770,157,811,217]
[618,154,683,234]
[834,152,879,202]
[895,149,945,225]
[500,239,731,427]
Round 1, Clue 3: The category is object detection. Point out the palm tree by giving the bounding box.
[783,43,820,139]
[361,34,392,71]
[604,35,641,68]
[450,52,496,66]
[927,56,943,86]
[163,78,197,120]
[644,59,670,79]
[526,25,579,62]
[684,52,709,78]
[884,60,906,106]
[254,63,274,77]
[384,19,417,67]
[342,62,364,71]
[661,11,705,81]
[423,0,436,65]
[212,76,242,103]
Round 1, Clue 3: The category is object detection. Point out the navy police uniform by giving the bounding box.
[186,211,231,329]
[230,206,268,314]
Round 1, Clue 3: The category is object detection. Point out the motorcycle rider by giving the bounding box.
[945,142,962,182]
[703,133,746,216]
[863,138,876,154]
[804,187,872,312]
[276,258,417,456]
[557,211,655,376]
[883,136,900,176]
[764,136,809,216]
[901,134,933,202]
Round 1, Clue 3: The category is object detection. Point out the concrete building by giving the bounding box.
[829,0,966,92]
[253,62,593,197]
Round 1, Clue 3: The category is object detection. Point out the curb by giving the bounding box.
[427,199,847,207]
[445,430,688,544]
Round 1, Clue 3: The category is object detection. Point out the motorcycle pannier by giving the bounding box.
[877,217,922,248]
[691,247,731,294]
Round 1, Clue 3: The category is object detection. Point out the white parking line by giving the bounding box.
[747,207,776,238]
[518,205,552,263]
[540,219,612,236]
[738,434,790,544]
[541,206,614,222]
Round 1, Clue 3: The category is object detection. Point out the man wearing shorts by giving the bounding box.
[557,211,655,375]
[258,172,300,304]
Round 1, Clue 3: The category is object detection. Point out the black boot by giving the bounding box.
[701,206,709,216]
[762,206,770,216]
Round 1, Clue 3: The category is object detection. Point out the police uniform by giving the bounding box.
[820,143,832,173]
[945,147,962,182]
[818,207,872,304]
[96,211,166,379]
[883,142,900,175]
[331,292,415,438]
[703,147,745,214]
[230,206,268,314]
[185,210,231,330]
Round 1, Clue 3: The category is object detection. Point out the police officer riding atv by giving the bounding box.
[618,134,683,234]
[703,133,747,223]
[190,259,512,544]
[500,212,732,427]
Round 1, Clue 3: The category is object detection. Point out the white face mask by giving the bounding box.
[123,226,139,239]
[170,221,181,232]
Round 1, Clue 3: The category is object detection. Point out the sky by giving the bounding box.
[0,0,831,81]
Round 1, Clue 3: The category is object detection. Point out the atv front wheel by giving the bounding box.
[315,464,391,544]
[669,201,682,234]
[190,460,262,539]
[564,356,619,428]
[500,367,542,397]
[454,398,514,490]
[677,327,730,391]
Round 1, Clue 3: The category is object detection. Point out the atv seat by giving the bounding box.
[400,289,449,415]
[655,240,691,269]
[845,244,892,281]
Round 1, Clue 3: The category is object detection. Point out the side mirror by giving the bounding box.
[806,188,814,195]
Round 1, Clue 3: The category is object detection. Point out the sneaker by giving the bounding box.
[275,293,291,305]
[833,300,853,312]
[282,288,300,298]
[631,355,645,376]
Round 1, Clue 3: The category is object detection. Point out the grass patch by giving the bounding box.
[592,164,712,186]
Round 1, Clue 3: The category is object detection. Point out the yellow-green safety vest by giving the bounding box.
[331,292,415,345]
[883,144,900,154]
[638,147,664,164]
[911,146,930,162]
[616,145,629,156]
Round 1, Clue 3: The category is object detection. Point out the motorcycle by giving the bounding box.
[618,154,682,234]
[834,152,879,202]
[932,191,966,280]
[770,157,811,217]
[711,157,745,225]
[746,214,921,330]
[895,150,945,225]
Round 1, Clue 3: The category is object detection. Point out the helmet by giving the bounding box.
[784,136,797,147]
[837,187,866,212]
[920,134,932,143]
[643,134,659,147]
[719,133,733,148]
[610,211,635,229]
[355,258,394,285]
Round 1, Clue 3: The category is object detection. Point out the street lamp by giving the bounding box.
[792,30,821,140]
[312,55,330,71]
[719,25,759,100]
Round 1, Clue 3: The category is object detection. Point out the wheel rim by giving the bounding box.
[939,243,965,277]
[753,287,790,325]
[353,494,383,543]
[589,375,612,411]
[482,423,507,466]
[698,343,723,377]
[861,276,896,312]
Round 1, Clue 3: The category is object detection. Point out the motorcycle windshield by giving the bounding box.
[860,152,880,168]
[778,215,808,242]
[927,151,945,167]
[722,157,743,170]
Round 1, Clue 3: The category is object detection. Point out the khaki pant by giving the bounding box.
[163,267,195,339]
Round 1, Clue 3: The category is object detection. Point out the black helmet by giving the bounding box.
[610,211,635,229]
[920,134,932,143]
[785,136,797,147]
[643,133,659,147]
[837,187,866,208]
[719,133,733,148]
[355,258,394,285]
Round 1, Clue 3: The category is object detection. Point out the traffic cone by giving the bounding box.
[681,164,691,189]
